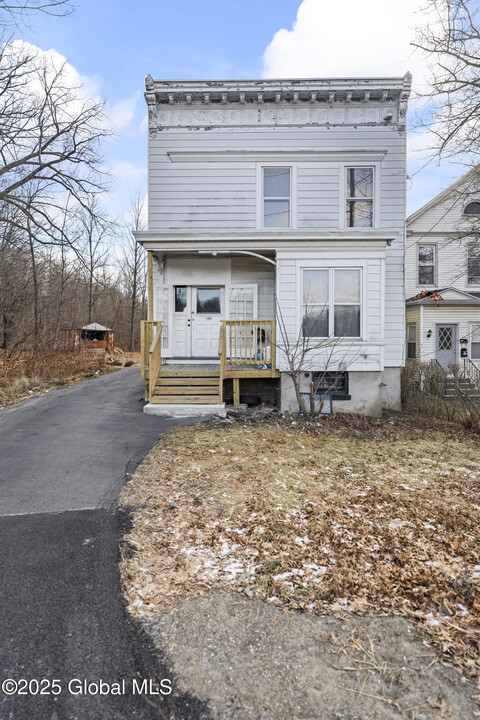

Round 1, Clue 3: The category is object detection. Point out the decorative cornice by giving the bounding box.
[144,75,412,136]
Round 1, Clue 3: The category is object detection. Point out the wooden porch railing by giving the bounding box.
[140,320,162,399]
[140,321,162,379]
[148,324,163,403]
[223,319,276,369]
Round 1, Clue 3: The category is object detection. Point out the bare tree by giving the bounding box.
[413,0,480,161]
[0,41,111,245]
[119,193,147,351]
[276,300,359,417]
[0,0,71,25]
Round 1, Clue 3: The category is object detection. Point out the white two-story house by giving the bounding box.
[136,75,411,416]
[406,168,480,370]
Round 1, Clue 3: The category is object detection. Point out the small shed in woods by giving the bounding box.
[60,323,115,352]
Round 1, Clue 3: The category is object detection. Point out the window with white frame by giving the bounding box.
[467,245,480,285]
[263,167,291,228]
[471,324,480,359]
[302,268,361,338]
[407,323,417,359]
[418,244,436,285]
[229,285,257,320]
[346,167,374,227]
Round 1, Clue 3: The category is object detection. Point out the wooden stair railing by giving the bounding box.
[148,324,163,403]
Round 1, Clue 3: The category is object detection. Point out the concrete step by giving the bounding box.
[150,395,221,404]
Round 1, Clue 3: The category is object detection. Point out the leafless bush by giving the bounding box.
[402,360,480,431]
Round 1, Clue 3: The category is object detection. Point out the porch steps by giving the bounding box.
[151,367,222,405]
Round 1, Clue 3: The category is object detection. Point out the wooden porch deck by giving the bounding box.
[141,320,280,406]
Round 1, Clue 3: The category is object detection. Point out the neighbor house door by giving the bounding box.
[173,286,223,358]
[436,324,457,368]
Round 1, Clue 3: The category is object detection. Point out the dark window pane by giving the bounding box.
[464,202,480,215]
[472,342,480,359]
[468,247,480,283]
[346,200,373,227]
[303,308,329,337]
[334,305,360,337]
[264,168,290,197]
[264,199,290,227]
[197,288,221,314]
[418,245,434,263]
[347,168,373,199]
[418,266,434,285]
[175,286,187,312]
[313,371,348,396]
[407,342,416,359]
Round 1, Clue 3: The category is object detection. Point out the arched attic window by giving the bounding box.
[464,201,480,215]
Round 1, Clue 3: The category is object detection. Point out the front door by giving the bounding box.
[173,286,223,358]
[436,324,457,368]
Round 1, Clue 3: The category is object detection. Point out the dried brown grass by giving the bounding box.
[120,413,480,687]
[0,349,125,407]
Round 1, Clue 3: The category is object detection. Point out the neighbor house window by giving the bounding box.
[346,167,374,227]
[471,324,480,359]
[418,244,436,285]
[407,324,417,359]
[263,167,291,228]
[464,201,480,215]
[467,245,480,285]
[302,268,361,338]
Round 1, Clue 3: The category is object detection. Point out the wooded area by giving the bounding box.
[0,0,147,359]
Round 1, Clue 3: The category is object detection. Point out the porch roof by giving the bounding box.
[134,229,395,253]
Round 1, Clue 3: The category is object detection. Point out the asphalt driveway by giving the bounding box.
[0,368,202,719]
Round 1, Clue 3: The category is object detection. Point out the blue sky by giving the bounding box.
[19,0,468,220]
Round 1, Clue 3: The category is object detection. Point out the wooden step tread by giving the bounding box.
[150,396,221,404]
[157,377,219,386]
[155,386,221,395]
[160,370,220,378]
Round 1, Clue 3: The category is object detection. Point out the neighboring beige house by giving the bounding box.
[406,169,480,369]
[136,74,412,416]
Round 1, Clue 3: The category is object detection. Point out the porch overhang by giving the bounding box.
[134,230,395,253]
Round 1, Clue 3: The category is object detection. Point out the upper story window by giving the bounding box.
[346,167,374,228]
[418,244,436,285]
[464,201,480,215]
[263,167,291,228]
[302,268,361,339]
[467,245,480,285]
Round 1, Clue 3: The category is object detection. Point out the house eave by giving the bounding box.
[134,229,396,252]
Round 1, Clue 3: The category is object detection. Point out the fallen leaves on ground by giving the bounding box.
[120,412,480,686]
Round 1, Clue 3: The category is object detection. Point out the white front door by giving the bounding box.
[173,286,223,358]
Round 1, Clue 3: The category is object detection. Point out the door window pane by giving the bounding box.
[196,288,221,314]
[175,286,187,312]
[438,327,453,350]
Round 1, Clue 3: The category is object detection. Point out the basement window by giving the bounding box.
[312,371,350,400]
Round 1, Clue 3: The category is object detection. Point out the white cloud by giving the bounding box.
[263,0,427,89]
[111,93,140,132]
[110,161,147,183]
